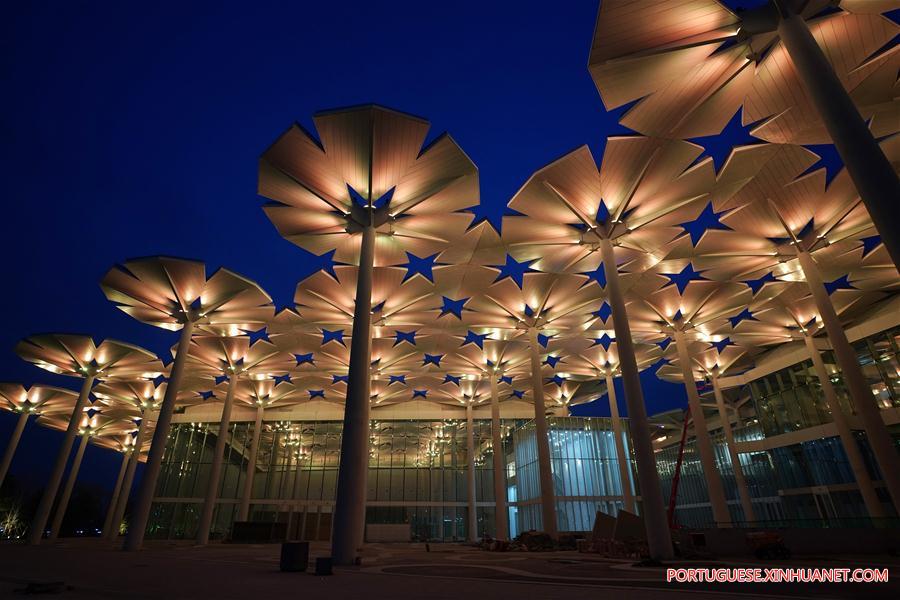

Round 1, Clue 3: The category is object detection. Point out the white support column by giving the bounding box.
[711,375,755,523]
[466,402,478,542]
[527,327,558,537]
[797,250,900,515]
[126,320,195,551]
[605,372,635,514]
[672,329,731,527]
[49,434,89,540]
[287,449,305,540]
[600,237,672,559]
[0,411,29,490]
[332,222,375,565]
[196,373,239,545]
[803,333,885,518]
[28,374,94,545]
[238,403,265,522]
[489,375,508,540]
[108,413,151,540]
[101,450,131,538]
[776,5,900,268]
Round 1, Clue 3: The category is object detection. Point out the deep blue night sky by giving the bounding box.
[0,0,835,492]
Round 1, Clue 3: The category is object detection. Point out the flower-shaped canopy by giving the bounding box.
[626,268,754,341]
[504,137,715,275]
[259,105,479,266]
[15,335,164,381]
[39,407,136,439]
[101,257,275,331]
[0,384,79,416]
[588,0,899,143]
[92,378,209,416]
[182,335,294,380]
[228,378,306,409]
[555,340,665,406]
[656,339,758,383]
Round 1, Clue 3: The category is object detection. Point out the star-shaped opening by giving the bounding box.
[728,308,756,328]
[462,330,489,349]
[322,329,345,346]
[593,302,612,322]
[402,252,441,283]
[861,236,881,258]
[440,297,468,319]
[662,263,708,294]
[799,144,843,185]
[247,326,270,345]
[348,184,395,209]
[332,374,348,385]
[389,375,406,385]
[679,202,732,246]
[510,389,525,399]
[308,389,325,399]
[687,108,760,173]
[443,374,461,386]
[709,337,734,353]
[544,355,563,368]
[537,333,552,348]
[824,275,854,295]
[743,272,777,294]
[492,255,537,289]
[582,263,607,289]
[294,353,315,366]
[423,353,443,367]
[548,374,566,386]
[593,333,615,351]
[412,389,428,399]
[393,330,417,346]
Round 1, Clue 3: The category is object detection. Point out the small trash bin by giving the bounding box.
[315,557,333,576]
[280,541,309,572]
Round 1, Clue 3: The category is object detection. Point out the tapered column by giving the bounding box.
[0,411,29,490]
[125,319,195,551]
[287,450,304,539]
[101,451,131,538]
[711,376,755,523]
[600,238,673,559]
[49,434,89,540]
[527,327,558,537]
[197,373,238,545]
[803,333,884,518]
[108,414,151,540]
[776,5,900,268]
[489,375,508,540]
[28,375,94,545]
[605,373,635,513]
[672,330,731,527]
[466,403,478,542]
[238,403,265,522]
[797,250,900,514]
[332,222,375,565]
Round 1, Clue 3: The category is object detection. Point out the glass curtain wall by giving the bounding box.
[510,417,633,534]
[148,419,500,541]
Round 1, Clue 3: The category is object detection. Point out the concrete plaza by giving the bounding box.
[0,540,896,600]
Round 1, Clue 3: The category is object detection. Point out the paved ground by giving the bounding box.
[0,539,896,599]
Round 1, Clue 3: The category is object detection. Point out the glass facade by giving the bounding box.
[659,326,900,528]
[147,416,635,540]
[145,327,900,540]
[148,419,501,541]
[509,417,632,534]
[750,326,900,439]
